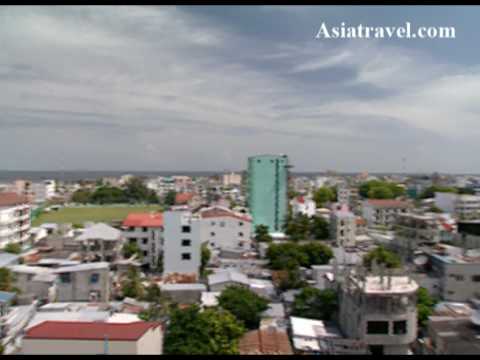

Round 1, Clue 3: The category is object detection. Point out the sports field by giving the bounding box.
[32,205,163,226]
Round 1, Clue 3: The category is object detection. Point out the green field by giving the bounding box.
[32,205,163,226]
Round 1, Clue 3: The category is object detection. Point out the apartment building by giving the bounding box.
[163,208,201,279]
[199,206,252,251]
[338,267,418,355]
[222,172,242,187]
[0,192,31,249]
[21,321,163,355]
[76,223,124,262]
[122,213,163,269]
[435,192,480,220]
[362,199,411,228]
[291,195,316,218]
[330,204,356,247]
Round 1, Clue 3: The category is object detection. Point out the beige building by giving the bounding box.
[21,321,163,355]
[362,199,411,228]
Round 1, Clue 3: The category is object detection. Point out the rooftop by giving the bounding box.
[208,269,249,286]
[0,192,29,207]
[239,328,293,355]
[290,316,342,339]
[200,206,251,222]
[122,212,163,228]
[350,275,418,294]
[24,321,161,341]
[367,199,410,208]
[76,223,122,242]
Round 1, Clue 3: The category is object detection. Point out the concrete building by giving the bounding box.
[338,267,418,355]
[76,223,124,262]
[122,213,163,269]
[163,209,201,279]
[247,154,289,235]
[21,321,163,355]
[435,192,480,220]
[159,283,206,304]
[0,192,31,248]
[238,328,293,355]
[207,269,250,292]
[361,199,411,228]
[199,206,252,251]
[330,204,356,247]
[222,172,242,187]
[291,195,316,218]
[30,180,56,204]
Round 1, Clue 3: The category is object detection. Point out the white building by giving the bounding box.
[330,204,356,247]
[21,321,163,355]
[199,206,252,251]
[30,180,56,203]
[122,213,163,269]
[0,192,31,248]
[163,208,201,279]
[435,192,480,220]
[361,199,411,228]
[291,195,316,218]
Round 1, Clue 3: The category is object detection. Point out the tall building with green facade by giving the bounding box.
[247,154,289,234]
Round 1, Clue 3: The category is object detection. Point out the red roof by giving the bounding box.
[367,199,410,208]
[0,192,29,207]
[175,192,195,205]
[297,196,305,204]
[24,321,161,341]
[123,213,163,228]
[200,207,251,222]
[239,328,293,355]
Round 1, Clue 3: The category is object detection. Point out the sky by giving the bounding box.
[1,5,480,173]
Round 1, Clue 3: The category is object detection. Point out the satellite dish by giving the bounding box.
[471,311,480,326]
[414,255,428,266]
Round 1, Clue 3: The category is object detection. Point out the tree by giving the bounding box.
[266,242,333,270]
[419,185,457,199]
[164,305,245,355]
[140,283,172,322]
[143,282,162,302]
[285,213,310,242]
[292,287,338,321]
[417,287,437,327]
[71,188,92,204]
[363,246,401,270]
[4,243,22,254]
[163,190,177,206]
[278,267,305,291]
[309,216,329,240]
[121,266,144,299]
[122,242,143,261]
[313,187,335,208]
[200,243,211,278]
[254,225,272,243]
[218,286,269,330]
[302,242,334,266]
[123,177,159,204]
[359,180,405,199]
[0,267,19,293]
[90,186,126,204]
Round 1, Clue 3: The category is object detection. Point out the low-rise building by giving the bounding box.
[330,204,356,247]
[76,223,124,262]
[291,196,316,218]
[159,283,206,304]
[0,192,31,248]
[21,321,163,355]
[435,192,480,220]
[207,269,250,292]
[238,328,293,355]
[362,199,411,228]
[122,213,163,269]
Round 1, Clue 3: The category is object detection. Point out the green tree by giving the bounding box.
[71,188,92,204]
[302,242,334,266]
[200,243,211,278]
[313,187,335,208]
[90,186,126,204]
[123,177,159,204]
[278,267,305,291]
[419,185,458,199]
[254,224,272,243]
[4,243,22,254]
[309,216,330,240]
[122,242,143,261]
[121,266,144,299]
[363,246,401,270]
[285,213,311,242]
[164,305,245,355]
[360,180,405,199]
[417,287,437,327]
[163,190,177,206]
[0,267,19,293]
[292,287,338,321]
[218,286,269,330]
[140,283,172,322]
[266,242,333,270]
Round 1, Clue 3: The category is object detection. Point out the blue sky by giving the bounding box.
[1,5,479,173]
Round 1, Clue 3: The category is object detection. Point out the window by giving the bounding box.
[128,227,134,232]
[238,232,244,237]
[129,238,137,244]
[182,239,191,246]
[472,275,480,282]
[59,273,71,284]
[142,238,148,245]
[210,232,215,237]
[143,251,148,257]
[211,221,216,226]
[220,221,225,227]
[239,222,244,226]
[182,253,191,260]
[90,273,99,284]
[367,321,389,335]
[393,320,407,335]
[143,227,148,232]
[182,226,191,233]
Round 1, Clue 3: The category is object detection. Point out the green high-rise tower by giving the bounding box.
[247,154,289,234]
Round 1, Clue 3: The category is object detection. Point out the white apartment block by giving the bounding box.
[434,192,480,220]
[163,208,201,279]
[291,196,316,218]
[29,180,56,204]
[0,192,31,248]
[199,206,252,251]
[122,213,163,269]
[362,199,410,228]
[330,205,356,247]
[337,184,350,205]
[338,267,418,355]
